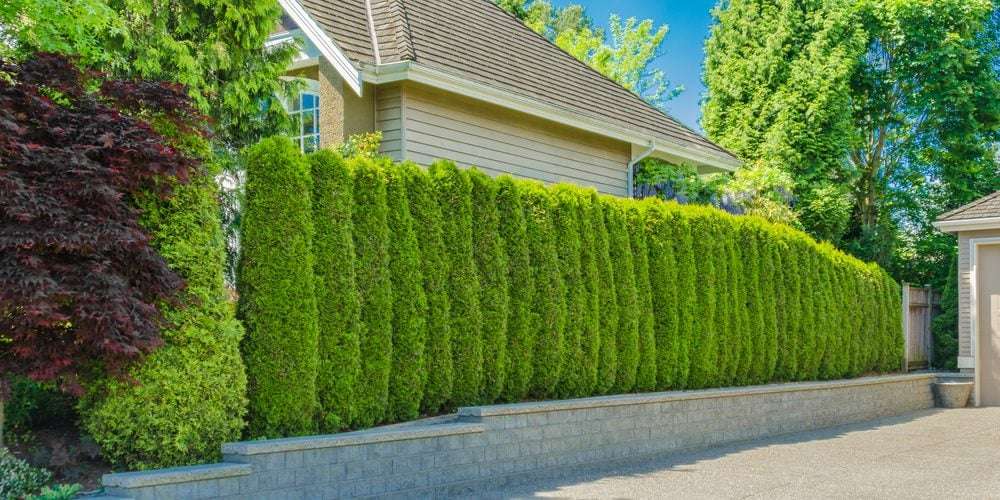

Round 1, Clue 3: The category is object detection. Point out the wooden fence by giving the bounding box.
[902,283,940,371]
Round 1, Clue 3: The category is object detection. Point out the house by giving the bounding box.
[269,0,740,197]
[934,191,1000,406]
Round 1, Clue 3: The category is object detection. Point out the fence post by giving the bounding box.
[925,284,934,368]
[902,282,910,373]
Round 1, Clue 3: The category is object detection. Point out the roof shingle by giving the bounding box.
[298,0,736,162]
[937,191,1000,222]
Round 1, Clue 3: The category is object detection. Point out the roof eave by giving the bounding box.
[278,0,363,96]
[363,61,741,172]
[933,216,1000,233]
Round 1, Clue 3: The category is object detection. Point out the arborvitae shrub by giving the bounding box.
[551,186,588,398]
[575,190,602,395]
[309,151,361,431]
[351,158,393,427]
[385,163,428,422]
[645,201,678,389]
[760,229,779,382]
[626,204,657,392]
[237,136,318,437]
[686,209,719,388]
[520,181,566,398]
[668,206,696,390]
[401,162,453,414]
[603,198,639,393]
[736,221,758,385]
[496,176,535,402]
[590,193,619,395]
[469,169,510,404]
[83,169,247,469]
[431,161,483,406]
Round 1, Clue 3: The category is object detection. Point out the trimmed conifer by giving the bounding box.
[400,162,454,414]
[385,163,428,422]
[575,190,602,395]
[520,181,566,398]
[626,203,657,392]
[309,150,361,431]
[645,201,678,389]
[351,158,394,427]
[496,176,534,402]
[430,161,483,406]
[468,169,510,404]
[590,193,618,394]
[551,186,588,398]
[686,210,719,389]
[603,198,639,393]
[237,136,319,437]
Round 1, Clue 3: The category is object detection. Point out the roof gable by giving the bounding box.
[937,191,1000,223]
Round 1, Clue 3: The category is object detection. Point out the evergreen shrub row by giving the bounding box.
[239,139,903,433]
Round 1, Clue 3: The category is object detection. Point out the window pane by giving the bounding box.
[302,110,316,134]
[303,135,319,153]
[301,93,316,110]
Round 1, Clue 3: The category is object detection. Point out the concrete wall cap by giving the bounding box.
[221,422,483,455]
[458,373,938,417]
[102,462,251,489]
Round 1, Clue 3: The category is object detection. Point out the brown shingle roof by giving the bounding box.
[298,0,737,162]
[937,191,1000,222]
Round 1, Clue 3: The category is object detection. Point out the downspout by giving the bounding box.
[627,142,655,198]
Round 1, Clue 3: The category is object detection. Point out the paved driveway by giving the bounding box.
[483,408,1000,499]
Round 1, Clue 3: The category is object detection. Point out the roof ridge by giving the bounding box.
[387,0,416,60]
[937,190,1000,221]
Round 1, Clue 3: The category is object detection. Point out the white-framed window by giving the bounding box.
[281,78,321,153]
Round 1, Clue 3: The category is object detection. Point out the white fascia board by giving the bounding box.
[933,216,1000,233]
[363,62,741,172]
[278,0,363,96]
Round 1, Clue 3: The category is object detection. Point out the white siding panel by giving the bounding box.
[957,228,1000,359]
[399,83,630,196]
[376,85,403,160]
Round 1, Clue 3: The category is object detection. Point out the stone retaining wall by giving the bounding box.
[100,373,936,499]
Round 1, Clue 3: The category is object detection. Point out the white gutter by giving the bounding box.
[627,142,655,198]
[363,62,741,173]
[933,216,1000,233]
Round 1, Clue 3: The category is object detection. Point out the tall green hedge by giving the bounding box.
[431,161,483,407]
[385,163,428,422]
[82,165,247,469]
[238,147,904,432]
[469,169,510,404]
[237,136,318,437]
[496,176,534,402]
[401,162,453,414]
[309,151,362,432]
[351,158,393,427]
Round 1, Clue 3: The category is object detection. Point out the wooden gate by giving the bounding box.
[902,284,940,371]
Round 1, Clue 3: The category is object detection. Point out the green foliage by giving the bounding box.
[590,193,619,394]
[309,150,362,432]
[551,186,589,398]
[496,177,535,402]
[400,163,454,413]
[469,169,511,404]
[234,155,903,434]
[351,158,393,426]
[31,483,82,500]
[625,204,657,392]
[83,165,247,468]
[0,447,51,498]
[931,256,959,370]
[603,198,639,393]
[520,181,566,398]
[704,0,1000,285]
[385,163,428,422]
[431,161,483,406]
[236,136,317,438]
[337,132,384,160]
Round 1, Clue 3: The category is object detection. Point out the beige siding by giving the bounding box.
[958,228,1000,359]
[396,82,630,196]
[376,84,404,161]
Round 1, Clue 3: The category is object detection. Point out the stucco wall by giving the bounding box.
[101,374,935,499]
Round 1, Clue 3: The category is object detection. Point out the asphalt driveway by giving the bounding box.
[483,408,1000,499]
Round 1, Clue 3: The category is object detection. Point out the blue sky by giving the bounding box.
[569,0,719,132]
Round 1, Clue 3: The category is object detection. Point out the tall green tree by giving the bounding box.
[704,0,1000,289]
